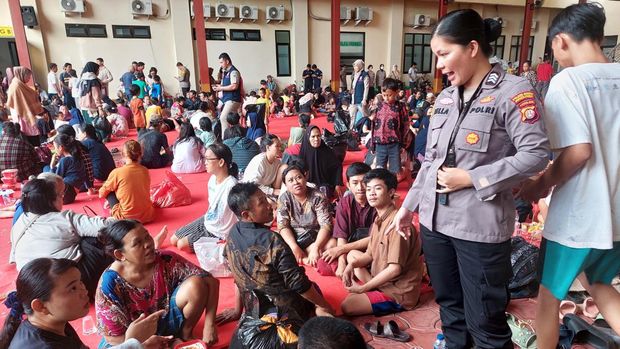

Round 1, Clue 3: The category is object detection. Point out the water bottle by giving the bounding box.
[433,333,446,349]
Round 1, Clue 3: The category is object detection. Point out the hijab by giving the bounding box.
[299,126,342,187]
[78,61,101,97]
[6,66,43,126]
[299,93,314,106]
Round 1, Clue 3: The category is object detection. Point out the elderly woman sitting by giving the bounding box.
[9,177,114,300]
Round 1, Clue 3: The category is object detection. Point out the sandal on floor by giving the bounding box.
[559,300,578,320]
[506,313,537,349]
[581,297,600,319]
[364,321,386,338]
[383,320,411,342]
[563,313,616,349]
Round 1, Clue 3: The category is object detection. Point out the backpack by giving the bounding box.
[509,236,540,299]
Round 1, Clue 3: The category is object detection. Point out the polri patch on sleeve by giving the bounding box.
[511,91,540,124]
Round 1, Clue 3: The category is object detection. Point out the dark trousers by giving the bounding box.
[64,93,76,110]
[106,192,119,208]
[420,225,513,349]
[77,237,115,301]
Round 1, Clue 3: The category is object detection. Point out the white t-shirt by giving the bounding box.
[242,152,281,195]
[171,138,206,174]
[190,110,209,130]
[543,63,620,249]
[204,175,239,239]
[47,71,59,94]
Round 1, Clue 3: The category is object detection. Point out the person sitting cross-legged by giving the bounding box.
[340,169,423,316]
[276,164,336,269]
[322,162,377,279]
[219,182,334,348]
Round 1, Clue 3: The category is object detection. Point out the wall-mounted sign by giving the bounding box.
[0,25,14,38]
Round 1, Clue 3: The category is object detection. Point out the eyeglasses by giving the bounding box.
[205,158,220,162]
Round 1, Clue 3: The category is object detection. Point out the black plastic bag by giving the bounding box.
[509,236,540,299]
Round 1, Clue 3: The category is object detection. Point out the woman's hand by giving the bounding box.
[292,246,306,265]
[341,264,355,288]
[141,335,173,349]
[321,245,343,264]
[306,244,320,267]
[344,282,366,294]
[125,310,165,343]
[436,167,473,193]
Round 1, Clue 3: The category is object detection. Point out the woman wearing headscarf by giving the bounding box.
[6,67,43,146]
[299,125,344,199]
[388,64,402,81]
[298,92,314,114]
[78,61,104,125]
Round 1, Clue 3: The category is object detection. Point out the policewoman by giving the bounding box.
[392,10,550,348]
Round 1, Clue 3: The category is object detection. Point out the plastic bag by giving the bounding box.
[237,314,301,349]
[194,237,232,278]
[150,171,192,208]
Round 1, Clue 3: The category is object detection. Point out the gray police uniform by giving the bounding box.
[402,63,550,348]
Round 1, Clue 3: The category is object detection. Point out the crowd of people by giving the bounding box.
[0,3,618,349]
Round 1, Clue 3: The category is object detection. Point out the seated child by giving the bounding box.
[106,106,129,138]
[196,116,216,148]
[340,169,423,316]
[171,122,206,174]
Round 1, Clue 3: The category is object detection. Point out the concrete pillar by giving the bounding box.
[170,0,196,92]
[291,0,309,87]
[387,0,405,75]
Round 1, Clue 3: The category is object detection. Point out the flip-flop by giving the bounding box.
[559,300,578,320]
[581,297,600,319]
[383,320,411,342]
[563,313,616,349]
[506,313,537,349]
[364,321,385,338]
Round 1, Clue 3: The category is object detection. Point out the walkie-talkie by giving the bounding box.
[438,148,457,206]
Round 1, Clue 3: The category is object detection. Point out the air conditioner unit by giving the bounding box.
[131,0,152,16]
[493,17,507,28]
[519,20,538,31]
[414,14,432,27]
[239,5,258,22]
[189,1,212,19]
[266,5,285,22]
[340,6,352,20]
[355,7,373,21]
[60,0,85,13]
[215,3,236,20]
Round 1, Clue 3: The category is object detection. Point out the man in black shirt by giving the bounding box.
[303,64,313,93]
[137,116,172,169]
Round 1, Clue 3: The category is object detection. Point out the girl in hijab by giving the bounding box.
[6,67,43,146]
[299,125,344,199]
[77,61,104,125]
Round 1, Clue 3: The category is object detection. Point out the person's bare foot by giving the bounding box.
[154,225,168,249]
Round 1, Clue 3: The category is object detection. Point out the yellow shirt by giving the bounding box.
[99,162,156,223]
[256,97,271,115]
[145,105,162,126]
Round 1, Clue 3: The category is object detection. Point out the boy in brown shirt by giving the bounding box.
[341,168,423,316]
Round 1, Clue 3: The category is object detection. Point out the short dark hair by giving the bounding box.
[363,168,397,191]
[21,179,59,215]
[218,52,232,63]
[2,121,19,138]
[298,113,311,128]
[433,9,502,57]
[96,57,104,63]
[63,63,72,68]
[135,72,145,79]
[382,78,401,92]
[48,63,57,70]
[298,317,366,349]
[199,117,212,132]
[282,163,306,184]
[311,64,317,69]
[346,162,372,182]
[259,134,279,152]
[368,65,373,69]
[548,3,605,44]
[99,220,142,259]
[56,124,76,138]
[199,101,210,112]
[77,123,98,140]
[130,84,141,97]
[227,182,261,218]
[226,112,240,126]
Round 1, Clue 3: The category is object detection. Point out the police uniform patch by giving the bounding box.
[486,72,500,86]
[511,91,540,124]
[480,95,495,104]
[465,132,480,145]
[439,97,454,105]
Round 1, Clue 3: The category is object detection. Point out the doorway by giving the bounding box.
[0,37,19,77]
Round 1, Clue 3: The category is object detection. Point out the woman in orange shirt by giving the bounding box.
[99,140,155,223]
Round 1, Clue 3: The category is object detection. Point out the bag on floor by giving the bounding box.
[509,236,540,299]
[150,171,192,208]
[194,237,232,278]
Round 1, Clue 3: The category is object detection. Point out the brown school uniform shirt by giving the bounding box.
[367,206,423,310]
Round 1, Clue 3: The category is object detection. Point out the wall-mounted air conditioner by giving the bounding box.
[60,0,85,14]
[519,20,539,31]
[190,1,212,19]
[414,14,432,27]
[355,7,373,26]
[239,5,258,22]
[340,6,352,25]
[131,0,152,17]
[215,3,236,21]
[266,5,285,23]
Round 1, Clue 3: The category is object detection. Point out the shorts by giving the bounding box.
[539,238,620,300]
[174,216,216,251]
[366,291,404,316]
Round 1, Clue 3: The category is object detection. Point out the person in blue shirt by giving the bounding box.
[119,66,135,100]
[77,123,115,181]
[49,133,88,204]
[150,75,163,102]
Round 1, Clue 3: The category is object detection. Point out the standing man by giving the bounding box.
[312,64,322,92]
[59,63,75,109]
[339,66,348,91]
[407,62,419,91]
[367,65,376,100]
[46,63,61,101]
[349,60,369,129]
[120,66,135,101]
[175,62,191,97]
[536,56,554,98]
[303,64,313,93]
[520,3,620,348]
[520,60,538,89]
[213,53,242,139]
[375,64,387,95]
[96,58,113,97]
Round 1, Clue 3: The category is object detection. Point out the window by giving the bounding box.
[490,35,506,60]
[191,28,226,41]
[112,25,151,39]
[275,30,291,77]
[229,29,261,41]
[65,24,107,38]
[340,32,365,74]
[601,35,618,58]
[509,36,534,63]
[403,33,432,73]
